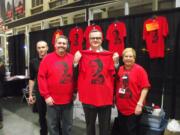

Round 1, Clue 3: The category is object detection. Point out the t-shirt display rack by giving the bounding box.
[8,7,180,119]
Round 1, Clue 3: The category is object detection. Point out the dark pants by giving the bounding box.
[0,106,2,122]
[0,82,3,122]
[36,92,47,135]
[47,103,73,135]
[118,112,141,135]
[83,104,111,135]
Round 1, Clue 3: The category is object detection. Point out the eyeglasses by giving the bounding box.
[90,37,102,40]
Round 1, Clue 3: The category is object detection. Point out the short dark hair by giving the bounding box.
[89,29,102,38]
[36,41,48,46]
[55,35,69,45]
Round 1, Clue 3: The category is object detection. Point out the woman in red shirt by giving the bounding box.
[116,48,150,135]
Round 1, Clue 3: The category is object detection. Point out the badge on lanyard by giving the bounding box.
[119,88,126,94]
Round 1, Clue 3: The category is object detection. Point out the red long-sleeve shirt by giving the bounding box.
[38,52,74,105]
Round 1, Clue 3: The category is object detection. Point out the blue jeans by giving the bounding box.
[47,103,73,135]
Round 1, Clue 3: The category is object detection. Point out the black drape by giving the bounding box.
[173,12,180,119]
[8,34,25,75]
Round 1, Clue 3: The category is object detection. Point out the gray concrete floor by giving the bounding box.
[0,96,168,135]
[0,97,87,135]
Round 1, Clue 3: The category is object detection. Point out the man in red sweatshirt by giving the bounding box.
[38,35,75,135]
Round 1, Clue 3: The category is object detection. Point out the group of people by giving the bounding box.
[29,29,150,135]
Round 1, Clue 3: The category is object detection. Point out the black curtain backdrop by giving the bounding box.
[7,8,180,119]
[8,34,25,76]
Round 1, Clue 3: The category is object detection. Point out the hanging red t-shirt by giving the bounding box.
[78,50,115,107]
[116,64,150,116]
[52,29,63,46]
[143,16,169,59]
[38,52,74,105]
[69,27,84,55]
[84,25,103,49]
[106,22,126,56]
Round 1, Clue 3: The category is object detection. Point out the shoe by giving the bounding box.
[0,121,3,129]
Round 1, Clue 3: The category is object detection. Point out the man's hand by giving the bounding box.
[112,52,119,65]
[28,95,35,104]
[45,97,54,106]
[74,51,82,65]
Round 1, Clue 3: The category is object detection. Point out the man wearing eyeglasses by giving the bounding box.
[74,29,119,135]
[38,35,76,135]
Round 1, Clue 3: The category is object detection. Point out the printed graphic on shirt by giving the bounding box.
[89,58,105,85]
[55,61,72,84]
[113,29,122,44]
[152,30,158,43]
[74,33,79,46]
[119,74,132,99]
[69,27,84,55]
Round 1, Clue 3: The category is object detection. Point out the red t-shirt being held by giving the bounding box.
[78,50,115,107]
